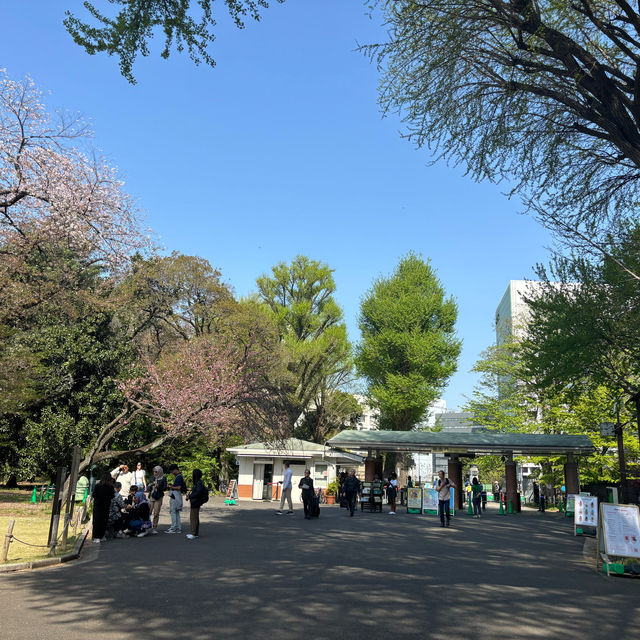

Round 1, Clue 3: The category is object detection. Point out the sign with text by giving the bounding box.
[601,503,640,558]
[574,495,597,527]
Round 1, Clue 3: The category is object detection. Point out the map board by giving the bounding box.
[600,503,640,558]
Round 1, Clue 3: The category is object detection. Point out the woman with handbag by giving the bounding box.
[186,468,208,540]
[299,469,315,520]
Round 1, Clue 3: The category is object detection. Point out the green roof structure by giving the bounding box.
[326,430,594,456]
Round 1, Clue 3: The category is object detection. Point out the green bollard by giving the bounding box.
[558,501,564,514]
[498,498,505,515]
[508,499,514,514]
[467,499,474,516]
[30,486,37,503]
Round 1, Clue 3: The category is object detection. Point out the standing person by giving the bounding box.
[299,469,315,520]
[186,469,207,540]
[387,472,398,515]
[108,482,127,539]
[165,464,186,534]
[471,477,483,518]
[92,472,115,543]
[493,481,501,503]
[111,464,134,497]
[407,476,414,488]
[276,462,294,515]
[343,469,361,517]
[147,466,167,534]
[436,470,455,528]
[132,461,147,491]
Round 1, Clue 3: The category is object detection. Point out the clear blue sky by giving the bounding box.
[2,1,553,409]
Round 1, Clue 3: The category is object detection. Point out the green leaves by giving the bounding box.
[257,255,352,437]
[356,253,461,431]
[64,0,284,83]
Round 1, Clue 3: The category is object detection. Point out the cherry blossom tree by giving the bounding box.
[0,71,149,318]
[75,312,291,474]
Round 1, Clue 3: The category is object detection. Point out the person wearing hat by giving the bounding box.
[165,464,186,533]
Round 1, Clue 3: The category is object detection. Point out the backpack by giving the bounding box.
[201,485,209,504]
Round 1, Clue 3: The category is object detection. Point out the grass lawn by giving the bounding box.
[0,488,81,564]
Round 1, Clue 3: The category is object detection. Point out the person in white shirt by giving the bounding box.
[276,463,294,515]
[132,461,146,491]
[387,472,398,514]
[111,464,134,498]
[436,470,455,528]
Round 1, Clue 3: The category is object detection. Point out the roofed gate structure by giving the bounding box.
[326,430,595,511]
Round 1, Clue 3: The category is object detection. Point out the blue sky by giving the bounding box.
[2,1,553,409]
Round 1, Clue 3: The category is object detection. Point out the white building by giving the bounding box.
[495,280,548,343]
[227,438,363,502]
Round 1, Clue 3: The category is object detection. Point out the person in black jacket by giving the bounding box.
[92,472,115,543]
[343,469,361,516]
[186,469,207,539]
[299,469,315,520]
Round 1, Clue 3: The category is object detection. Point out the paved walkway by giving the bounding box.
[1,499,639,639]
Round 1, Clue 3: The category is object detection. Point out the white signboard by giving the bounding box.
[574,495,597,527]
[601,503,640,558]
[422,488,438,512]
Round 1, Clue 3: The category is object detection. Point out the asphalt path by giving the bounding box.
[1,498,639,640]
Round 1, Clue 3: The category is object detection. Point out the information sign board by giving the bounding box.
[407,487,422,514]
[422,488,438,513]
[566,494,576,515]
[575,495,597,527]
[601,503,640,558]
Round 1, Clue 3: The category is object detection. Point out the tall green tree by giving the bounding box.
[116,252,235,360]
[256,255,352,437]
[356,253,461,431]
[466,337,635,486]
[523,221,640,451]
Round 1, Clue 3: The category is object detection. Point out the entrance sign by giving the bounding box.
[407,487,422,514]
[566,494,576,516]
[422,488,438,514]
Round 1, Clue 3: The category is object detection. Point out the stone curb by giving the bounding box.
[0,526,90,574]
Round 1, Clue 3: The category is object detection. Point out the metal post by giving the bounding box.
[1,518,15,563]
[615,402,628,503]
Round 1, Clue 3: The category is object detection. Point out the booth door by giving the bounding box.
[252,464,265,499]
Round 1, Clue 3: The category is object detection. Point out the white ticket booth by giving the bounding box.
[227,438,363,502]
